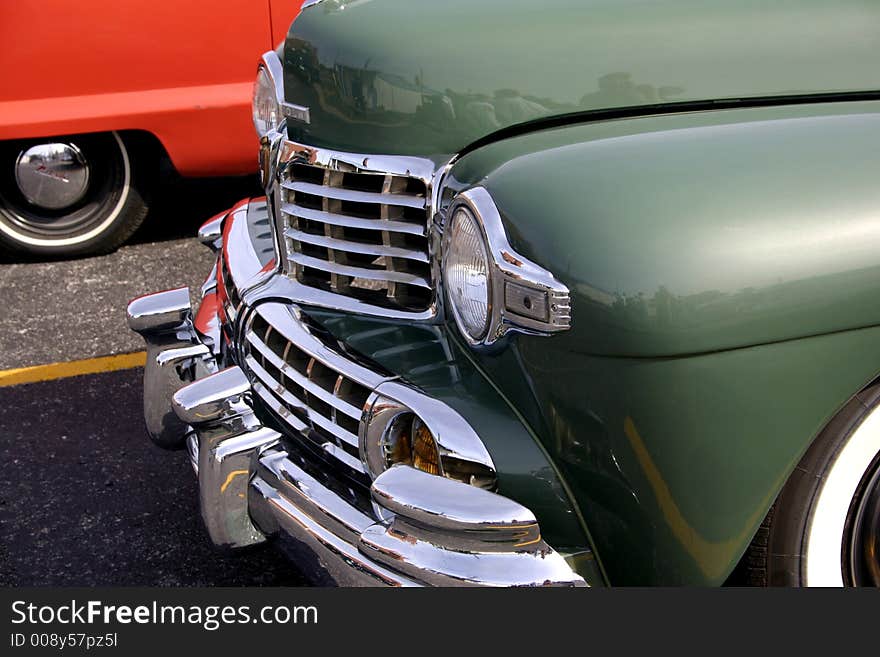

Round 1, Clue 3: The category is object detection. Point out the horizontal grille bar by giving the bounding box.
[246,330,362,420]
[242,307,375,481]
[251,382,368,476]
[287,252,431,289]
[321,442,366,473]
[282,180,426,210]
[246,354,360,450]
[285,227,428,263]
[252,380,309,432]
[281,203,425,236]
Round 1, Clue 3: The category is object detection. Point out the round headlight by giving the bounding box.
[252,65,280,137]
[444,205,491,342]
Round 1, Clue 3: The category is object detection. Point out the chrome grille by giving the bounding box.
[278,152,434,312]
[243,305,376,480]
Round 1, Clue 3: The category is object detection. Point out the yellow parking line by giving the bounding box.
[0,351,147,388]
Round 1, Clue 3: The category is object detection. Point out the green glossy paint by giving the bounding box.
[443,101,880,583]
[519,323,880,584]
[450,101,880,357]
[276,1,880,584]
[284,0,880,155]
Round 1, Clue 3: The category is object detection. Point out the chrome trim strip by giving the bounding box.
[281,203,425,236]
[261,450,371,537]
[281,180,426,210]
[300,0,328,11]
[279,142,437,184]
[155,344,210,367]
[321,442,366,473]
[223,198,273,293]
[199,261,218,299]
[250,303,392,390]
[245,274,438,322]
[286,252,431,289]
[284,226,429,262]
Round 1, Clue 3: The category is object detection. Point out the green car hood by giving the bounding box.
[283,0,880,156]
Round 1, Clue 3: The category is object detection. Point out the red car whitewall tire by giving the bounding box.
[0,131,150,257]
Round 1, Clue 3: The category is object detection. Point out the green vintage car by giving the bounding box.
[128,0,880,586]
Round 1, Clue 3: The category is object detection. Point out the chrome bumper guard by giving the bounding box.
[127,203,586,587]
[126,287,216,449]
[166,358,584,586]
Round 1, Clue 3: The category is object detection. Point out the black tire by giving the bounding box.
[740,382,880,586]
[0,131,150,258]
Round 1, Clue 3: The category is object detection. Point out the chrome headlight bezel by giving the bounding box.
[441,187,572,346]
[253,51,286,138]
[442,204,492,343]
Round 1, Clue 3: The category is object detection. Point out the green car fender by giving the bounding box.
[303,309,605,585]
[441,100,880,584]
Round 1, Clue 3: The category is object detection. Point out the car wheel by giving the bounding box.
[0,131,149,257]
[744,383,880,586]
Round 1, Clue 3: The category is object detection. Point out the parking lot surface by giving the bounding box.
[0,176,259,370]
[0,369,304,586]
[0,176,306,586]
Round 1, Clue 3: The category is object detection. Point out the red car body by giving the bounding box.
[0,0,302,176]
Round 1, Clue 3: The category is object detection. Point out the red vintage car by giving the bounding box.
[0,0,302,257]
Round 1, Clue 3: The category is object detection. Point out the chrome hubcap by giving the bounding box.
[14,142,90,210]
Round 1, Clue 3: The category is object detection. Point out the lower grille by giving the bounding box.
[241,303,383,486]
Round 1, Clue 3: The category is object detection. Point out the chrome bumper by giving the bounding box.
[126,200,586,587]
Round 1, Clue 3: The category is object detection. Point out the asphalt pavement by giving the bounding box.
[0,368,304,586]
[0,175,305,586]
[0,176,259,370]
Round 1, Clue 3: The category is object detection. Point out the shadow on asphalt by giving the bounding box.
[0,368,305,586]
[0,174,262,264]
[128,175,262,246]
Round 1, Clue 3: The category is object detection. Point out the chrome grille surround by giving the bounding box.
[237,299,496,507]
[242,302,387,483]
[274,141,440,316]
